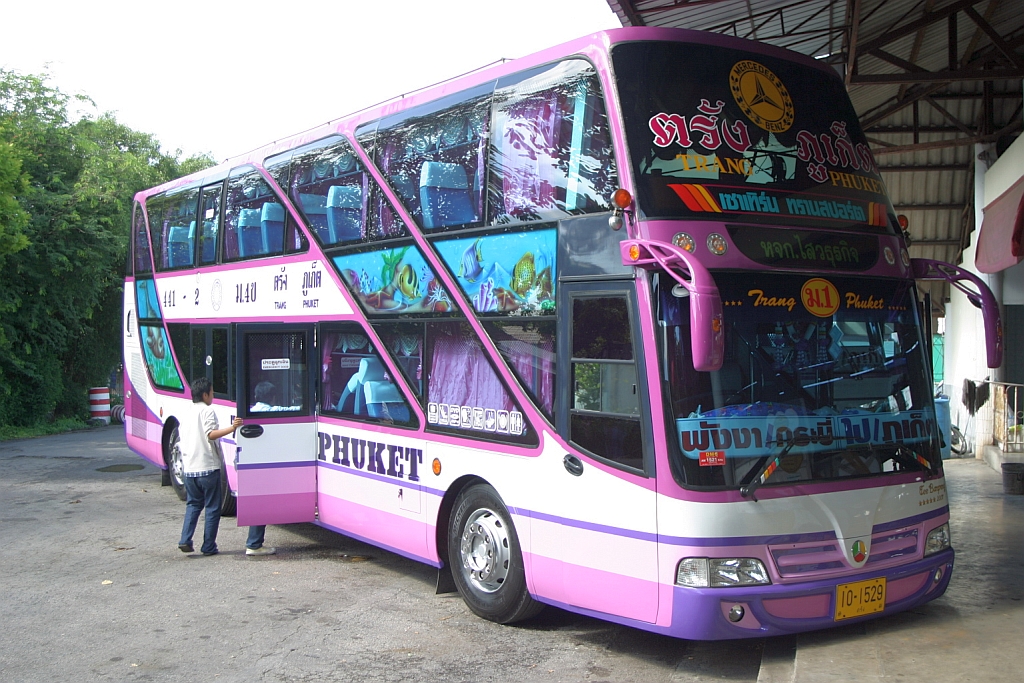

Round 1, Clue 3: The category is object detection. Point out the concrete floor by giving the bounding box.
[761,457,1024,683]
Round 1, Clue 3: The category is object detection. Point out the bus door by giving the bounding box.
[234,324,318,526]
[553,281,660,623]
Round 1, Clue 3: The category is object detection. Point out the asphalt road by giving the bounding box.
[2,427,1022,682]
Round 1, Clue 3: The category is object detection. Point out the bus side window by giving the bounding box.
[319,323,415,427]
[223,168,288,262]
[489,60,617,224]
[374,95,490,232]
[198,183,222,266]
[569,295,644,470]
[135,202,153,274]
[149,189,200,271]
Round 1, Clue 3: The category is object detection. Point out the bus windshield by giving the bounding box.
[658,272,939,490]
[613,41,897,234]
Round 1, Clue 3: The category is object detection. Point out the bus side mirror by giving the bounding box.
[689,288,725,372]
[911,258,1003,368]
[622,239,724,372]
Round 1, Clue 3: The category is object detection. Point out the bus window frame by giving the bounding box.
[558,279,655,476]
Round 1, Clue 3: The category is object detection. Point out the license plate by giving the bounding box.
[835,577,886,621]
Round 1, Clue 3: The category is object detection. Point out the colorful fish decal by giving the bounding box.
[511,252,536,297]
[459,238,484,282]
[394,264,421,300]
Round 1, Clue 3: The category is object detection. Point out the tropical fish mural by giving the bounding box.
[436,228,557,315]
[334,246,453,314]
[135,278,162,320]
[140,324,183,390]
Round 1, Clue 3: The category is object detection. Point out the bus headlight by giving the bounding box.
[676,558,771,587]
[924,523,951,556]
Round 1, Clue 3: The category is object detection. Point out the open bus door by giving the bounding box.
[234,324,318,526]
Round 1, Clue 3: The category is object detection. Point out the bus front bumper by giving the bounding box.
[668,549,954,640]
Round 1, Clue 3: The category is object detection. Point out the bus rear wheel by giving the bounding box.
[164,425,187,502]
[219,463,236,517]
[448,484,542,624]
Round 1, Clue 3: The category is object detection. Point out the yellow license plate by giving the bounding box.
[835,577,886,621]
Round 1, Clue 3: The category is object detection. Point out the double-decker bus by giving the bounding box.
[123,27,1001,639]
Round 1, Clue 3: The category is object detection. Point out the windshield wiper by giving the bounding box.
[740,438,796,502]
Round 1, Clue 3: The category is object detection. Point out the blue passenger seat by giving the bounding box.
[299,193,330,243]
[200,220,217,263]
[261,202,285,254]
[336,357,386,416]
[167,224,193,267]
[326,185,362,243]
[364,381,410,422]
[419,162,477,229]
[237,208,264,257]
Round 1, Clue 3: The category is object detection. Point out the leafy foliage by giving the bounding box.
[0,70,214,426]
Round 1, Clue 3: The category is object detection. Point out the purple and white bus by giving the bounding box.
[123,27,1001,639]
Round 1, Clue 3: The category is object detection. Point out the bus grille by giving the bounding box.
[768,527,922,581]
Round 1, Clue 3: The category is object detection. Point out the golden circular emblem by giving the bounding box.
[730,61,795,133]
[801,278,840,317]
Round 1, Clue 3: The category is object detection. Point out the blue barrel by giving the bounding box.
[935,396,951,459]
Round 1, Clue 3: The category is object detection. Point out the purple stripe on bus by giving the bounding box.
[315,519,442,568]
[513,505,947,548]
[236,460,317,470]
[317,459,446,498]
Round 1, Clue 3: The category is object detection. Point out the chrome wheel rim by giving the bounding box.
[459,508,510,594]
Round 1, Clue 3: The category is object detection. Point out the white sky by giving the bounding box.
[1,0,620,162]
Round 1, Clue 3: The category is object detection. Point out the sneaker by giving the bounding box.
[245,546,276,556]
[201,548,219,556]
[178,543,193,553]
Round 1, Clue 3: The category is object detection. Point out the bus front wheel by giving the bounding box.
[164,425,187,502]
[448,484,542,624]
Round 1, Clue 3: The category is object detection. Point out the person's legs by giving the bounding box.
[179,476,203,549]
[197,471,222,555]
[245,525,266,550]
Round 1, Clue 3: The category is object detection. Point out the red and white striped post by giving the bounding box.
[89,387,110,424]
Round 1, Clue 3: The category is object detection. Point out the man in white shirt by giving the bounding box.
[178,377,242,555]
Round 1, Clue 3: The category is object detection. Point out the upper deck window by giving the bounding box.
[267,137,409,248]
[223,167,305,262]
[361,59,617,233]
[131,203,150,274]
[612,42,897,234]
[148,188,200,271]
[489,60,617,224]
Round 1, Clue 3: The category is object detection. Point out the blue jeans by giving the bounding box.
[246,525,267,550]
[179,471,222,554]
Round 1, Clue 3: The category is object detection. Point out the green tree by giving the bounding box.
[0,69,213,426]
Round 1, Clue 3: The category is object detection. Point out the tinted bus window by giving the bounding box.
[320,323,416,427]
[223,169,289,261]
[149,189,200,271]
[375,94,491,232]
[272,137,409,247]
[134,202,153,274]
[198,184,223,266]
[489,60,617,224]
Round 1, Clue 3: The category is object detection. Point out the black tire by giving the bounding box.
[448,484,542,624]
[219,461,237,517]
[164,425,187,501]
[950,425,968,456]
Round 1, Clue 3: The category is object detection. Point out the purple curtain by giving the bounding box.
[428,329,514,412]
[499,94,562,218]
[505,337,554,416]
